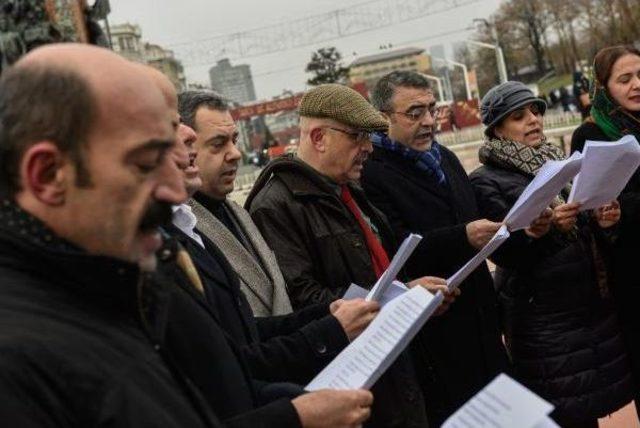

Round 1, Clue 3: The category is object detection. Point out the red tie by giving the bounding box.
[340,185,390,278]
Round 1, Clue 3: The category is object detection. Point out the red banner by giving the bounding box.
[231,94,304,120]
[438,99,481,132]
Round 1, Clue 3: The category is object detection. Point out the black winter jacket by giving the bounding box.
[245,155,429,428]
[165,223,349,385]
[0,203,221,428]
[361,146,508,425]
[572,122,640,391]
[157,237,302,428]
[470,162,634,425]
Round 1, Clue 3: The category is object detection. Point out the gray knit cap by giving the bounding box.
[480,81,547,136]
[298,84,388,132]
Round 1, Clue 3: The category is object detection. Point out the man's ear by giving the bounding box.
[20,142,69,206]
[309,127,326,153]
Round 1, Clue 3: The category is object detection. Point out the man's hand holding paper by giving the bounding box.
[330,298,380,341]
[466,219,502,249]
[292,389,373,428]
[408,276,460,316]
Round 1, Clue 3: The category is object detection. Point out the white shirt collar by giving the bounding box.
[172,203,205,248]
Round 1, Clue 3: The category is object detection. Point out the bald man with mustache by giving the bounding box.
[0,43,227,427]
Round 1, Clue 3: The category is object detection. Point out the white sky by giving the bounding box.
[107,0,503,100]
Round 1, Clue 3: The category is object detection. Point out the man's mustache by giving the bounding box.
[138,201,173,232]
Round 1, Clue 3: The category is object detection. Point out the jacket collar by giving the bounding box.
[0,200,142,316]
[188,199,274,311]
[246,154,342,204]
[370,146,452,199]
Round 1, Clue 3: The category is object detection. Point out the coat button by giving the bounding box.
[159,248,172,261]
[316,344,327,354]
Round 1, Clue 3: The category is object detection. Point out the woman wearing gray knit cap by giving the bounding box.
[469,81,635,427]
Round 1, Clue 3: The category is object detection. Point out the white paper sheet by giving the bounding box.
[306,286,444,391]
[344,281,409,307]
[343,283,369,300]
[442,373,555,428]
[366,233,422,302]
[447,225,510,291]
[504,151,582,231]
[568,135,640,210]
[532,416,561,428]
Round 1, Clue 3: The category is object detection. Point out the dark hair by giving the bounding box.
[178,90,229,130]
[370,70,431,112]
[593,45,640,87]
[0,64,95,197]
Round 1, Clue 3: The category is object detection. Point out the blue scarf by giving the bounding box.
[371,132,447,185]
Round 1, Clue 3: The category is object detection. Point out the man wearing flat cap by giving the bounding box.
[245,83,455,427]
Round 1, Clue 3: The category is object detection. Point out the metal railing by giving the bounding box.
[230,111,583,201]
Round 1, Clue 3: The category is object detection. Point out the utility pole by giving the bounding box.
[422,74,446,103]
[470,18,507,84]
[432,57,472,100]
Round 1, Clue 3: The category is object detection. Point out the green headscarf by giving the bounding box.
[590,79,640,140]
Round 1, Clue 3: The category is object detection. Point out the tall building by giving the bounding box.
[109,23,145,63]
[145,43,186,91]
[209,59,257,104]
[108,23,186,90]
[349,47,432,91]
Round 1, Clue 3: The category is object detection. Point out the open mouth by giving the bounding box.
[221,168,237,178]
[415,129,433,141]
[629,95,640,103]
[525,128,542,138]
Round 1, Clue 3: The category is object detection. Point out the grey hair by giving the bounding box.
[178,90,230,130]
[370,71,431,112]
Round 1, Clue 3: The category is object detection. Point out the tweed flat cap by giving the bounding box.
[298,84,388,131]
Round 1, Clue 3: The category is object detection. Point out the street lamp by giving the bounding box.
[469,18,508,84]
[432,57,472,100]
[421,74,446,103]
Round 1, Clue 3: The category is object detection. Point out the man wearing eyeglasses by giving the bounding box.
[246,83,461,428]
[361,71,508,426]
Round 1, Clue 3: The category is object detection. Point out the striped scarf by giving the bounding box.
[371,131,447,185]
[479,136,569,208]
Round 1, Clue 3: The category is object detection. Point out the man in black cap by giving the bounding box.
[361,71,508,425]
[246,83,457,427]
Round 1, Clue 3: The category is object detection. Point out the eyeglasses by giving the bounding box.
[323,127,371,143]
[386,105,438,122]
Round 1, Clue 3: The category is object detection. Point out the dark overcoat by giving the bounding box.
[361,145,508,425]
[470,158,634,424]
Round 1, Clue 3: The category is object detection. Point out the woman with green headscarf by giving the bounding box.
[571,44,640,415]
